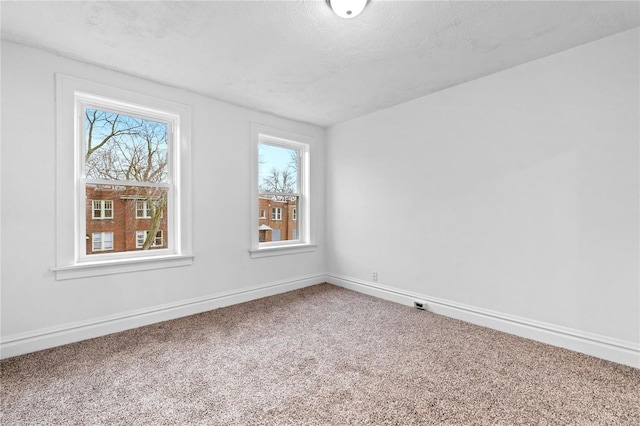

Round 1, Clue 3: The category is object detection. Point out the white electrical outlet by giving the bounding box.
[372,271,378,282]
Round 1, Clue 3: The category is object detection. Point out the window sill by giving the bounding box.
[52,254,195,280]
[249,244,317,259]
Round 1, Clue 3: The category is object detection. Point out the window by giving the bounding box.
[83,106,169,257]
[250,124,315,257]
[92,232,113,252]
[260,209,266,219]
[136,230,163,249]
[53,75,194,279]
[136,200,162,219]
[92,200,113,219]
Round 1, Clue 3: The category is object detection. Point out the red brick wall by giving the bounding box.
[258,197,298,242]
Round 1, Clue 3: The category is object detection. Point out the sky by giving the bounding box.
[258,143,297,187]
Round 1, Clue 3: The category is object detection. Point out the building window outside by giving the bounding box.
[260,209,266,219]
[53,75,194,279]
[250,124,313,257]
[135,199,163,219]
[92,200,113,219]
[136,200,152,219]
[136,230,163,248]
[92,232,113,252]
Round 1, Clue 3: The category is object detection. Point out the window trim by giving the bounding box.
[53,74,194,280]
[249,124,315,258]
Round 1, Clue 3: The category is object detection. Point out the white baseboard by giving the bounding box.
[4,273,638,369]
[327,274,640,369]
[0,274,326,359]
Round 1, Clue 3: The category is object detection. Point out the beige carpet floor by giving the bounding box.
[1,283,639,425]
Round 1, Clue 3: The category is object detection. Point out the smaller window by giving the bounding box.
[92,200,113,219]
[92,232,113,252]
[136,230,163,249]
[136,200,152,219]
[260,209,266,219]
[250,123,314,258]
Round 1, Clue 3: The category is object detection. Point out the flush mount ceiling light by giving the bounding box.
[326,0,369,19]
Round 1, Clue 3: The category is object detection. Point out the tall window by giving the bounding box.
[84,106,169,254]
[250,124,313,257]
[54,75,193,279]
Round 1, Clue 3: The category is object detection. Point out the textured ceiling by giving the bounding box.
[2,1,638,127]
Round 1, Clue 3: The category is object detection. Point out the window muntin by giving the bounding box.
[92,200,113,219]
[92,232,113,252]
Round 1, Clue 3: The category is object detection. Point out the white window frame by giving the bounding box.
[250,124,315,258]
[92,200,113,219]
[292,208,297,221]
[260,209,266,219]
[272,207,282,221]
[52,75,194,280]
[92,232,114,252]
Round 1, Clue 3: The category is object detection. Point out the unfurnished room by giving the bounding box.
[1,1,639,424]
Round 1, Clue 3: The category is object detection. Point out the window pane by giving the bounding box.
[86,184,168,255]
[258,143,298,194]
[257,196,298,243]
[103,233,113,250]
[85,108,168,184]
[92,233,101,251]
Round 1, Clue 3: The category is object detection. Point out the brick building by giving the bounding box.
[258,196,297,243]
[85,185,168,254]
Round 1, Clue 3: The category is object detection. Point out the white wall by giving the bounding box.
[2,28,638,367]
[326,29,639,363]
[0,41,326,355]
